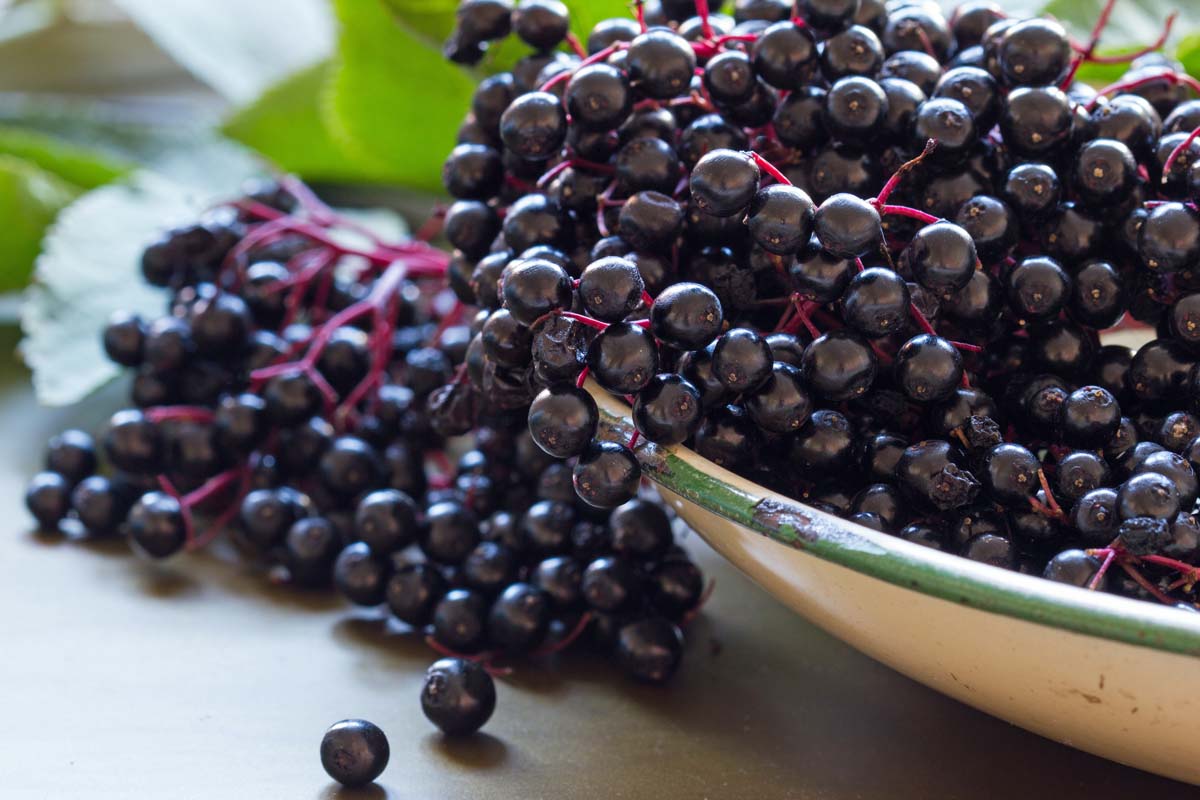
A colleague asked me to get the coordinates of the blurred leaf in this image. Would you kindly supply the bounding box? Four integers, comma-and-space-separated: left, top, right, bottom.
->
0, 95, 263, 197
223, 60, 386, 184
0, 154, 80, 292
566, 0, 639, 42
20, 173, 181, 405
1070, 59, 1143, 87
0, 124, 132, 189
1041, 0, 1194, 50
21, 132, 266, 406
1179, 34, 1200, 77
382, 0, 457, 47
110, 0, 335, 103
328, 0, 476, 192
330, 0, 642, 192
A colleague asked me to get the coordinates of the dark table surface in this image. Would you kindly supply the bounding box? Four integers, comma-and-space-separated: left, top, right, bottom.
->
0, 326, 1193, 799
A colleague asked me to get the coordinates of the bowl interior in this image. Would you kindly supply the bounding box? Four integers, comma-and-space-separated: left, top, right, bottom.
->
585, 382, 1200, 657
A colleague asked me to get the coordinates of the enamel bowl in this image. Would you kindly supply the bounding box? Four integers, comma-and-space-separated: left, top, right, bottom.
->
586, 383, 1200, 785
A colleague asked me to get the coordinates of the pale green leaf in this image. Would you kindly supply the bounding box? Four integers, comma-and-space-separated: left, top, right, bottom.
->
0, 124, 132, 189
0, 95, 263, 196
20, 173, 188, 406
0, 154, 80, 292
21, 134, 266, 406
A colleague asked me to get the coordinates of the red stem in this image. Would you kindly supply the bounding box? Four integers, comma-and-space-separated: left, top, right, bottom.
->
530, 612, 594, 657
560, 311, 611, 331
872, 140, 937, 208
1118, 561, 1176, 605
880, 205, 941, 224
746, 151, 792, 186
564, 31, 587, 59
1162, 125, 1200, 183
144, 406, 215, 424
695, 0, 714, 40
1087, 13, 1175, 63
1086, 69, 1200, 111
1088, 548, 1117, 590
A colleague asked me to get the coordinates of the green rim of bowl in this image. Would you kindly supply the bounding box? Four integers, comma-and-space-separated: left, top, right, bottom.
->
587, 385, 1200, 658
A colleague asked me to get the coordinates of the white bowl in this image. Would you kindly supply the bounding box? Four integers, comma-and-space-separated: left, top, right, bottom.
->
587, 384, 1200, 785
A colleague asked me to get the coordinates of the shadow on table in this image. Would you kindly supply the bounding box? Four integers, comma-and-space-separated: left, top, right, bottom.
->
318, 781, 388, 800
423, 732, 509, 770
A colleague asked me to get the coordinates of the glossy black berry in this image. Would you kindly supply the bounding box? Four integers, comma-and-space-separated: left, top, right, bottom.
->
127, 491, 187, 559
421, 501, 480, 565
579, 256, 644, 323
690, 149, 760, 217
585, 322, 659, 394
896, 439, 979, 511
488, 582, 551, 653
102, 311, 146, 367
528, 384, 599, 458
573, 441, 641, 508
616, 617, 684, 683
1117, 472, 1181, 521
747, 184, 816, 255
998, 18, 1070, 86
633, 373, 702, 444
320, 719, 389, 788
500, 92, 567, 161
582, 555, 642, 612
502, 257, 573, 326
71, 475, 128, 536
712, 328, 773, 394
25, 471, 70, 530
801, 330, 877, 401
752, 21, 819, 89
421, 657, 496, 736
387, 563, 447, 627
650, 282, 724, 351
626, 30, 697, 100
813, 193, 880, 258
894, 334, 963, 403
900, 221, 977, 294
334, 542, 391, 606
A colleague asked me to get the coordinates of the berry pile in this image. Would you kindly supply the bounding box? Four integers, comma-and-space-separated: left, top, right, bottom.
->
23, 176, 707, 742
19, 0, 1200, 755
439, 0, 1200, 607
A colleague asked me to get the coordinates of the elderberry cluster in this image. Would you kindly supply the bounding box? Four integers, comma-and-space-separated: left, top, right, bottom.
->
24, 177, 709, 749
440, 0, 1200, 607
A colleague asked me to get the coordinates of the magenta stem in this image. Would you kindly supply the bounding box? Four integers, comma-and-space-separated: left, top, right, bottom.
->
1162, 125, 1200, 182
746, 151, 792, 186
144, 406, 215, 424
879, 204, 941, 224
560, 311, 610, 331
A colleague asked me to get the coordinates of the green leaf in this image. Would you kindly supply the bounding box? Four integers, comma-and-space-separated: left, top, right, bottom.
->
0, 95, 264, 195
0, 155, 81, 292
109, 0, 335, 103
381, 0, 457, 47
330, 0, 640, 191
1040, 0, 1193, 50
1178, 34, 1200, 77
223, 60, 386, 184
0, 124, 132, 189
328, 0, 476, 192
